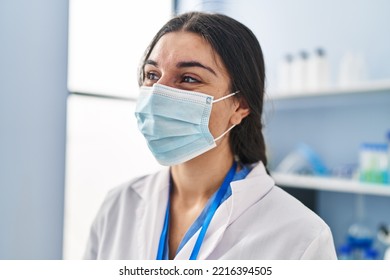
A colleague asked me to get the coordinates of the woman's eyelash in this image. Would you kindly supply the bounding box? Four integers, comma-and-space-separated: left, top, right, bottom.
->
182, 76, 200, 83
145, 72, 159, 80
144, 72, 200, 83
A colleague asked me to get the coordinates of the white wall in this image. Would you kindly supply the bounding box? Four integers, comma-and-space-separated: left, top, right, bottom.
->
0, 0, 68, 259
64, 0, 172, 259
63, 95, 162, 259
223, 0, 390, 92
68, 0, 173, 98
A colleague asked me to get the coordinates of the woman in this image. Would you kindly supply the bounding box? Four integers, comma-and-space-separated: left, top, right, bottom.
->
84, 12, 337, 260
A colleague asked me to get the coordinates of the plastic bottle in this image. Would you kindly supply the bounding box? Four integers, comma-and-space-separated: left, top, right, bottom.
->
387, 131, 390, 184
337, 244, 352, 260
347, 222, 374, 259
346, 194, 375, 259
338, 51, 368, 87
381, 143, 390, 184
359, 143, 371, 182
277, 54, 293, 93
290, 50, 308, 93
376, 144, 388, 184
363, 247, 379, 260
275, 143, 328, 176
359, 143, 389, 184
307, 48, 331, 92
378, 224, 390, 260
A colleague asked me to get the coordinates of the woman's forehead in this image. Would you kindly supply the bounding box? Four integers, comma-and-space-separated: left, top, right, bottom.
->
148, 31, 226, 73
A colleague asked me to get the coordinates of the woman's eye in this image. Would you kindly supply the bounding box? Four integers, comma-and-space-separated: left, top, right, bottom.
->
145, 72, 159, 81
182, 76, 199, 83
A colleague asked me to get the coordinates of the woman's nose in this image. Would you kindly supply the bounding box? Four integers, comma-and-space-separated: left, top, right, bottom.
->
155, 73, 176, 88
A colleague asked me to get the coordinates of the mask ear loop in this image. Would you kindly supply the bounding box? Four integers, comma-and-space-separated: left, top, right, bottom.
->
212, 91, 240, 103
212, 90, 240, 143
214, 124, 236, 142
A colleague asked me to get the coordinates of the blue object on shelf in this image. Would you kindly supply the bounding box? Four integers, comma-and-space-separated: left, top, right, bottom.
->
275, 142, 329, 176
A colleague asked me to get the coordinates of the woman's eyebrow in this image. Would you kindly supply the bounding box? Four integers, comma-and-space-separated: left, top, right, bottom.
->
144, 59, 217, 77
176, 61, 217, 76
144, 59, 158, 67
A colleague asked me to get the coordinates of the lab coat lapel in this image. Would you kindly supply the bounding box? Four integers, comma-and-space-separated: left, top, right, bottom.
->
174, 162, 274, 260
174, 198, 232, 260
133, 168, 170, 259
228, 163, 275, 224
195, 197, 233, 259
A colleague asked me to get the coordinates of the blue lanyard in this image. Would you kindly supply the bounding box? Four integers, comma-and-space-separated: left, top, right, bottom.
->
156, 162, 237, 260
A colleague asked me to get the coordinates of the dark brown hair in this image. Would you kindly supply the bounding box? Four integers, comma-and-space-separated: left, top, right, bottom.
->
138, 12, 267, 166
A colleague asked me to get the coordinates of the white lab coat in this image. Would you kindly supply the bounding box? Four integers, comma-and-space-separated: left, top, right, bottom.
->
84, 162, 337, 259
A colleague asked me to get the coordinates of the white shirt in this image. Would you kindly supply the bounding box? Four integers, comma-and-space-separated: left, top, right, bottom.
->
84, 162, 337, 259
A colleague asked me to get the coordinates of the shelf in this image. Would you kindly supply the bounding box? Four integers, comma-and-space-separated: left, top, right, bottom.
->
272, 172, 390, 197
267, 79, 390, 100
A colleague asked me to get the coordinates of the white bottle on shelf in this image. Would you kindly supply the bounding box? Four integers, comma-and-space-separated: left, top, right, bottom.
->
290, 50, 308, 93
277, 54, 293, 93
387, 130, 390, 184
338, 51, 368, 87
307, 48, 331, 92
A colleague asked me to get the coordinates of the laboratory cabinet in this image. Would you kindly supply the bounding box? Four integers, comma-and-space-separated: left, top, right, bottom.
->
263, 80, 390, 258
273, 173, 390, 197
265, 79, 390, 196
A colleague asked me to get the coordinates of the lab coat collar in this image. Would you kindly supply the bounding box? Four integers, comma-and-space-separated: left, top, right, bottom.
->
132, 167, 170, 259
176, 161, 275, 259
131, 162, 275, 259
132, 166, 170, 200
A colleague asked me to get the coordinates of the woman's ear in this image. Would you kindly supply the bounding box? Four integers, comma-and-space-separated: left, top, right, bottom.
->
231, 96, 250, 125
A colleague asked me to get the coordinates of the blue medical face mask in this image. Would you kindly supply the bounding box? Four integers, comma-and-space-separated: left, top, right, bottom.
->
135, 84, 237, 166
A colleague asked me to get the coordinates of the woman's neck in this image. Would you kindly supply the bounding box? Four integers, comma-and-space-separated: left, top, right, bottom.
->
170, 140, 234, 206
168, 139, 235, 259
